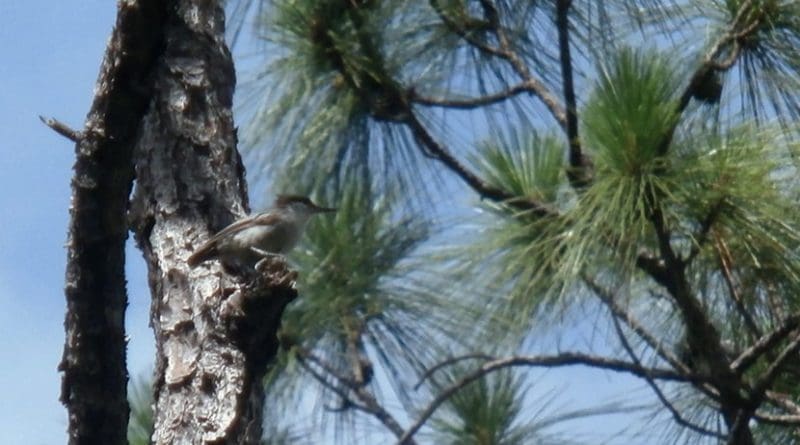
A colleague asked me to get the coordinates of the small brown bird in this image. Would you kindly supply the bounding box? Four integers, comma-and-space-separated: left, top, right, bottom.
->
187, 195, 336, 270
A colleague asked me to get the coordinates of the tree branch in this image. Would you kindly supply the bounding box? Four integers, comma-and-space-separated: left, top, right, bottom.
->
60, 2, 167, 443
299, 347, 414, 443
410, 82, 535, 109
764, 390, 800, 416
297, 356, 369, 412
428, 0, 506, 58
555, 0, 590, 188
40, 115, 81, 142
731, 313, 800, 374
657, 0, 759, 156
752, 412, 800, 426
748, 330, 800, 406
414, 353, 493, 389
647, 204, 754, 443
427, 0, 567, 128
584, 277, 689, 373
685, 198, 725, 264
585, 276, 723, 404
713, 234, 762, 338
405, 112, 554, 216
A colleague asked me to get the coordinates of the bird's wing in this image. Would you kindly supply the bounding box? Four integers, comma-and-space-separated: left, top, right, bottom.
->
205, 211, 280, 243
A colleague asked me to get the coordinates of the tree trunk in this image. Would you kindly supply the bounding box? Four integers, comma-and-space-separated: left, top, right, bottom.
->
128, 1, 297, 443
60, 1, 167, 444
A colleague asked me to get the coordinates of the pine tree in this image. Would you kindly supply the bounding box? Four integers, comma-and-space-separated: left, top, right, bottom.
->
230, 0, 800, 443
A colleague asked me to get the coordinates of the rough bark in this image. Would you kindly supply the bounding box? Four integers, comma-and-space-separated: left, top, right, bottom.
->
60, 1, 167, 444
127, 1, 297, 443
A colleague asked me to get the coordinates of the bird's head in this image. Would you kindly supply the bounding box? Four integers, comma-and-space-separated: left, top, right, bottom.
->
275, 195, 337, 216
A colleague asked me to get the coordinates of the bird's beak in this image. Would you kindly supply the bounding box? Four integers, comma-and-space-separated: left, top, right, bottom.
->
314, 205, 337, 213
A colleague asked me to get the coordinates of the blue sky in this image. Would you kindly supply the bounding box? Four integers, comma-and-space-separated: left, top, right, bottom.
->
0, 2, 660, 444
0, 2, 153, 443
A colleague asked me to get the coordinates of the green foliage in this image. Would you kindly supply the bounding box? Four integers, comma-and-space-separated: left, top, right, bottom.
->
284, 178, 429, 346
243, 0, 436, 198
752, 420, 800, 444
466, 48, 686, 319
263, 171, 458, 429
675, 127, 800, 290
467, 130, 574, 321
583, 47, 680, 174
430, 370, 537, 445
230, 0, 800, 442
478, 130, 564, 204
714, 0, 800, 120
127, 376, 153, 445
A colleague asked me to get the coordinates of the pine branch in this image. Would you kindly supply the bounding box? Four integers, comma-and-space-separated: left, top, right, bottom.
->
753, 412, 800, 426
713, 234, 762, 338
647, 204, 755, 443
731, 313, 800, 374
405, 112, 554, 216
764, 390, 800, 417
612, 314, 725, 439
657, 0, 760, 156
555, 0, 590, 188
584, 277, 690, 374
414, 353, 493, 389
427, 0, 567, 127
410, 82, 537, 109
748, 331, 800, 405
428, 0, 506, 58
298, 347, 414, 443
397, 352, 693, 445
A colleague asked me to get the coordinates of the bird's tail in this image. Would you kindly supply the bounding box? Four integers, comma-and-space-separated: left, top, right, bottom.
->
187, 243, 217, 268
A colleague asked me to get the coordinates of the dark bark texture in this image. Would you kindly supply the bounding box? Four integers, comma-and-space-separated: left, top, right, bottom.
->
127, 1, 297, 443
61, 1, 167, 444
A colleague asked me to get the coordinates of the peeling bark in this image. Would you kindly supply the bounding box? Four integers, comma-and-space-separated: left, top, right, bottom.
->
60, 1, 167, 444
127, 1, 296, 443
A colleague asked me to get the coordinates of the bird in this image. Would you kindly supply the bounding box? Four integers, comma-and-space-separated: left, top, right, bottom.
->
187, 195, 336, 270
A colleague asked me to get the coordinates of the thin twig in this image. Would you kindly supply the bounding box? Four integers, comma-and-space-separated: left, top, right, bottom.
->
39, 115, 81, 142
685, 199, 725, 264
753, 412, 800, 426
748, 330, 800, 403
585, 276, 722, 403
728, 330, 800, 442
765, 390, 800, 416
731, 313, 800, 373
714, 234, 762, 338
298, 347, 360, 390
297, 356, 366, 411
427, 0, 566, 127
410, 82, 534, 109
405, 112, 554, 217
298, 347, 413, 442
657, 0, 760, 157
414, 353, 493, 389
584, 277, 689, 373
485, 0, 566, 127
428, 0, 505, 57
711, 42, 741, 70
